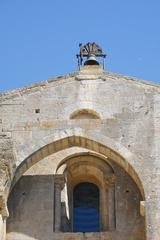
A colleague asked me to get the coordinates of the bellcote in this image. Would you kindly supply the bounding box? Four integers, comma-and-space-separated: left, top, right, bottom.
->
76, 42, 106, 70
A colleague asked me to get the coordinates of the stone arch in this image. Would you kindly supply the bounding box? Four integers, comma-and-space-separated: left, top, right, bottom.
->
56, 154, 116, 232
70, 109, 101, 119
9, 128, 145, 200
55, 151, 114, 175
59, 156, 114, 189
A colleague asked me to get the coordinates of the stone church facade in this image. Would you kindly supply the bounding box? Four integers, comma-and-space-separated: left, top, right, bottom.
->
0, 43, 160, 240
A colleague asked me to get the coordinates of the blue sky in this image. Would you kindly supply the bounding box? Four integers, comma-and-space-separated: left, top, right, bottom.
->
0, 0, 160, 92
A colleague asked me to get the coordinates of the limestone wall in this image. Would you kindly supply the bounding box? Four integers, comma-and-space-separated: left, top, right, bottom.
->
0, 66, 160, 239
7, 176, 54, 240
7, 157, 145, 240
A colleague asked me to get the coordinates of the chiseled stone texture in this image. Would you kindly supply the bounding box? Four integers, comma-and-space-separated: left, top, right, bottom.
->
7, 157, 145, 240
7, 176, 54, 240
0, 65, 160, 239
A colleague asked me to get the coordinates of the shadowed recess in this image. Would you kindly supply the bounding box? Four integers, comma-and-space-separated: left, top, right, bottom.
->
73, 182, 100, 232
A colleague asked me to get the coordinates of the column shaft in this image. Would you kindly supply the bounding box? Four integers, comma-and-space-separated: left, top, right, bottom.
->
54, 175, 65, 232
100, 185, 109, 231
108, 185, 116, 230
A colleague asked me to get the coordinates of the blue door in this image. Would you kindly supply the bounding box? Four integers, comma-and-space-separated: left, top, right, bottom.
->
73, 182, 100, 232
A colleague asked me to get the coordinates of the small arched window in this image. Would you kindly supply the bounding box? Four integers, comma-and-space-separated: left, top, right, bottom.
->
73, 182, 100, 232
70, 109, 100, 119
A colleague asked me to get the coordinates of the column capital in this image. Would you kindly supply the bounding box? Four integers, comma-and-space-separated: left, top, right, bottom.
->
140, 201, 145, 217
105, 174, 116, 188
0, 194, 9, 218
54, 174, 65, 189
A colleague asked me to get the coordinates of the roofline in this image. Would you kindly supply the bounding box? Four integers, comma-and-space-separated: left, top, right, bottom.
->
104, 71, 160, 88
0, 71, 159, 102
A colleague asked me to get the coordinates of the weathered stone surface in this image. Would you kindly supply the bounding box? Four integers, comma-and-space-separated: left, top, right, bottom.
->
0, 65, 160, 239
7, 158, 145, 240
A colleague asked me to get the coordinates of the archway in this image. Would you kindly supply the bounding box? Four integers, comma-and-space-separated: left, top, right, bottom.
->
9, 130, 145, 200
7, 150, 146, 240
6, 130, 146, 239
56, 154, 115, 232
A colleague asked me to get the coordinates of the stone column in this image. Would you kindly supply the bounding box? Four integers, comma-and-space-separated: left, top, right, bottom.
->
0, 195, 9, 240
100, 182, 109, 231
0, 214, 4, 240
54, 175, 65, 232
105, 175, 116, 231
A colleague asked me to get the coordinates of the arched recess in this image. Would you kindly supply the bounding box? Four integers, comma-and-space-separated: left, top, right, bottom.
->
70, 109, 101, 119
73, 182, 100, 232
55, 151, 114, 175
9, 128, 145, 200
55, 153, 116, 232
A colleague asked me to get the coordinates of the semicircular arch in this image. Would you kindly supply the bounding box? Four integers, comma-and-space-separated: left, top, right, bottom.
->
55, 151, 114, 174
70, 108, 101, 119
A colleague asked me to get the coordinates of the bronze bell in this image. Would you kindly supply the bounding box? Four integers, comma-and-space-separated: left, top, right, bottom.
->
84, 54, 100, 66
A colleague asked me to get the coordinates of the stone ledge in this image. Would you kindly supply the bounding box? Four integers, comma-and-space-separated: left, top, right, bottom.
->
7, 231, 113, 240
